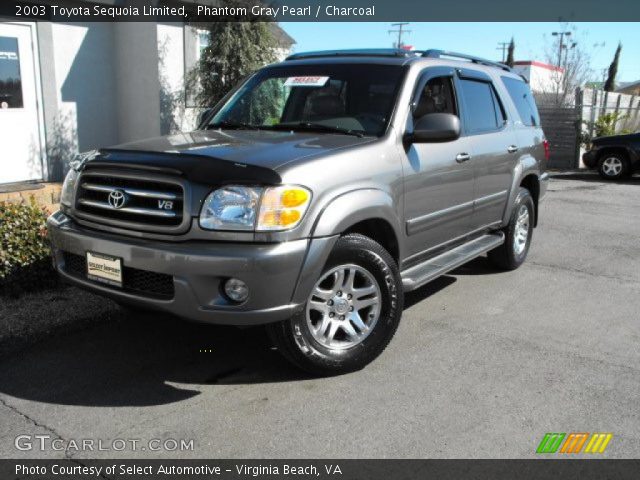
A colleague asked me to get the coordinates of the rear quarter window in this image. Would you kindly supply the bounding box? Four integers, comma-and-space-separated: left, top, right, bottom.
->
501, 76, 540, 127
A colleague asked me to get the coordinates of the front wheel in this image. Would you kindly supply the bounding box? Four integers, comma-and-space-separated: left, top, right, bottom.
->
488, 187, 534, 270
267, 234, 403, 376
598, 153, 629, 180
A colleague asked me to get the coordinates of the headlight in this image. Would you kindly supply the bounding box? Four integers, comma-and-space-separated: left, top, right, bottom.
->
60, 168, 80, 207
200, 186, 262, 231
60, 150, 98, 207
257, 185, 311, 231
199, 185, 311, 232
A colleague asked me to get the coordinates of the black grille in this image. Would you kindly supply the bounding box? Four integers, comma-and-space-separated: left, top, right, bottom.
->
75, 173, 184, 229
62, 252, 174, 299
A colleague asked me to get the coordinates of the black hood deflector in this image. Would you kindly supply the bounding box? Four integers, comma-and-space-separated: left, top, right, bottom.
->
85, 149, 282, 185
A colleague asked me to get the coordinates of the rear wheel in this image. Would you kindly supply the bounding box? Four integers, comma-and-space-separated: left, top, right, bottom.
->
488, 187, 534, 270
598, 153, 629, 180
267, 234, 403, 376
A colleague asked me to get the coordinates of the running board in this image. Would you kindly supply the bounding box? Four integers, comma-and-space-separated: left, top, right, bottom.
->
401, 232, 505, 291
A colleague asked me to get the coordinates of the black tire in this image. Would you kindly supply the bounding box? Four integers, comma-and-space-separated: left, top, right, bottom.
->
597, 152, 630, 180
488, 187, 534, 271
267, 234, 403, 376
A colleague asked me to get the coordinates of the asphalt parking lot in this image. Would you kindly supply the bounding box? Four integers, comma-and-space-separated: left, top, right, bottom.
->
0, 172, 639, 459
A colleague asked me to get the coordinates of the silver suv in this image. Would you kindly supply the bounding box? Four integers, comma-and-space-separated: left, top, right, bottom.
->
48, 49, 549, 375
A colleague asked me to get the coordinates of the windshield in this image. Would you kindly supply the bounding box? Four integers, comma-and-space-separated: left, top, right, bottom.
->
206, 63, 406, 137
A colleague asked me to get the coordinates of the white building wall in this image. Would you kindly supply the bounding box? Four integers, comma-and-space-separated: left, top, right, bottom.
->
113, 22, 161, 143
513, 62, 564, 93
50, 22, 118, 155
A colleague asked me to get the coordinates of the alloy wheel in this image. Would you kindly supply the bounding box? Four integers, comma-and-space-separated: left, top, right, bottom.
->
306, 264, 382, 350
513, 204, 530, 256
602, 157, 623, 177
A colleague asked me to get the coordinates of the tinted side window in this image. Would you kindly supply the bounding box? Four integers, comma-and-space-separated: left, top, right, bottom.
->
502, 76, 540, 127
414, 76, 457, 118
459, 79, 504, 133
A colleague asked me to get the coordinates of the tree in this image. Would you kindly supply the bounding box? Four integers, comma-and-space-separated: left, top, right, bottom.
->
540, 23, 594, 106
188, 19, 279, 108
505, 37, 515, 67
603, 43, 622, 92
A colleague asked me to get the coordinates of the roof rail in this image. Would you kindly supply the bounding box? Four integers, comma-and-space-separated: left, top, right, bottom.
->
421, 49, 512, 72
286, 49, 413, 61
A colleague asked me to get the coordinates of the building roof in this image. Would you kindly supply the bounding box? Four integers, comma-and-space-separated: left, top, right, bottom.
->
513, 60, 564, 73
270, 24, 296, 47
616, 80, 640, 93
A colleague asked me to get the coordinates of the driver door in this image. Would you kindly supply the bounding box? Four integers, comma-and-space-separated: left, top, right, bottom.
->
402, 68, 475, 260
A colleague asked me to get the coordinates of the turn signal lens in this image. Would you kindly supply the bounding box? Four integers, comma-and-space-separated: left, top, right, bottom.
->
279, 209, 301, 225
281, 188, 309, 208
257, 186, 311, 231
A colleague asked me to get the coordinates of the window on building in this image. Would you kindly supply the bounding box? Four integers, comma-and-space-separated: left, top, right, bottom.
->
197, 29, 210, 59
0, 36, 23, 109
459, 79, 505, 133
501, 76, 540, 127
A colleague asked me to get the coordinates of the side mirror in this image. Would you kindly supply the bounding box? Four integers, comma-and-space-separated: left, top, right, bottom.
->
197, 108, 214, 129
407, 113, 461, 143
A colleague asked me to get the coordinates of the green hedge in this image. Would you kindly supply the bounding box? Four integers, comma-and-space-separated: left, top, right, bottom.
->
0, 198, 58, 296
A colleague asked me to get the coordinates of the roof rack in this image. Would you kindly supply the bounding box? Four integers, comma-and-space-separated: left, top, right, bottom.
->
286, 49, 413, 61
284, 49, 514, 74
421, 49, 512, 72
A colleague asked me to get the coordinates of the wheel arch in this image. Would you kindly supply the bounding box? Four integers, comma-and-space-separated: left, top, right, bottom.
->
519, 174, 540, 227
596, 146, 632, 163
596, 146, 639, 171
502, 162, 541, 228
311, 189, 403, 263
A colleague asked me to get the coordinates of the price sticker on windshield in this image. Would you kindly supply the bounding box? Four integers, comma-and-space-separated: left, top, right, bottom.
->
284, 76, 329, 87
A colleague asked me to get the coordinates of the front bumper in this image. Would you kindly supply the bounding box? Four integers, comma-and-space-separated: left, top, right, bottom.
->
582, 150, 598, 168
47, 212, 336, 325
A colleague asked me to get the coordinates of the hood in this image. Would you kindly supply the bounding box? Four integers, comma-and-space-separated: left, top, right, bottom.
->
87, 129, 376, 184
593, 132, 640, 144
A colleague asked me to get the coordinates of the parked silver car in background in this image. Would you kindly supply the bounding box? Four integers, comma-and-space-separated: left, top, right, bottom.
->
48, 49, 549, 375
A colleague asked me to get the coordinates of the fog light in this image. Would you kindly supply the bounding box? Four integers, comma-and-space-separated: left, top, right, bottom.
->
224, 278, 249, 302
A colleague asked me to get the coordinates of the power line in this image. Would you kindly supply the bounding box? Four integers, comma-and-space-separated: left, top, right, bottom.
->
389, 23, 411, 49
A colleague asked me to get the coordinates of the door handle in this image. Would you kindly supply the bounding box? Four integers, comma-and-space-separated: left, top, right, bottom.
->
455, 153, 471, 163
507, 145, 519, 153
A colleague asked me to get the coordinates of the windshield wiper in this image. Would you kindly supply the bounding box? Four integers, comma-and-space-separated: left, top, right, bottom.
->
206, 121, 260, 130
272, 122, 366, 138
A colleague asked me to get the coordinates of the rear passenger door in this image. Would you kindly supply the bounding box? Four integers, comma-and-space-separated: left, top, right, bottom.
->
456, 70, 518, 230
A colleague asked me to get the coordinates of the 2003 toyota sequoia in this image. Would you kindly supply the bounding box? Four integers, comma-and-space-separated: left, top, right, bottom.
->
49, 49, 549, 375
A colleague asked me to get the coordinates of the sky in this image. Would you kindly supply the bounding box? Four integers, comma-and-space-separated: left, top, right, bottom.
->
281, 22, 640, 83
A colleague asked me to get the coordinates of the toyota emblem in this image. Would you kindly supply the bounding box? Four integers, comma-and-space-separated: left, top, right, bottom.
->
108, 189, 126, 209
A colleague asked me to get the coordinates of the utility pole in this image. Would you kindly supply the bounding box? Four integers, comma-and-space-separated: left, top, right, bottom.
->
552, 31, 572, 67
389, 23, 411, 49
563, 41, 577, 67
497, 42, 510, 62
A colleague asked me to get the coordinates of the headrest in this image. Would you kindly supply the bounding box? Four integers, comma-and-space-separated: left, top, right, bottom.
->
310, 95, 344, 117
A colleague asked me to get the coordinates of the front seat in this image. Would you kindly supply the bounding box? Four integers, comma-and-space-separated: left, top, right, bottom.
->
309, 94, 344, 120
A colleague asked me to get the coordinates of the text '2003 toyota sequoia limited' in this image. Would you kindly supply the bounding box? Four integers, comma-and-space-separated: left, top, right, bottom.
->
49, 49, 549, 375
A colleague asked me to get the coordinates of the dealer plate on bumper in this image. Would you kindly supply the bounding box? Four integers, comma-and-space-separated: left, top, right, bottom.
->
86, 252, 122, 287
